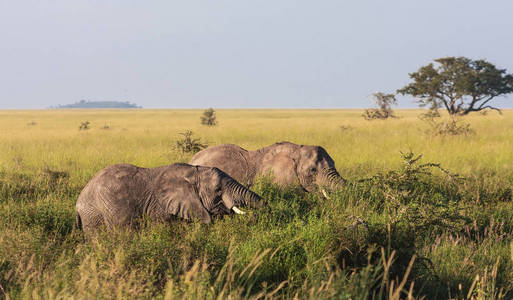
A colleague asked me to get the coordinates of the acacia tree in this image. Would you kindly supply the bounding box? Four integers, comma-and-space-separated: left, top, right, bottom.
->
397, 57, 513, 115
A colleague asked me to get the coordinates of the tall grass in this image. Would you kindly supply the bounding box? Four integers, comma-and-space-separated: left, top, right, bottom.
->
1, 109, 513, 298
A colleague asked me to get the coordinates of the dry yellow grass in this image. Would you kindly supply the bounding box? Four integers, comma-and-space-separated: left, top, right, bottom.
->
1, 109, 512, 181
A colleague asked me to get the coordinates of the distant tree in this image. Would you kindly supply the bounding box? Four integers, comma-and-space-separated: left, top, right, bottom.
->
201, 108, 218, 126
397, 57, 513, 115
362, 92, 397, 120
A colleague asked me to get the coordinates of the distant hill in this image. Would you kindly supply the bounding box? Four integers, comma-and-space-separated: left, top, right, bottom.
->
51, 100, 142, 109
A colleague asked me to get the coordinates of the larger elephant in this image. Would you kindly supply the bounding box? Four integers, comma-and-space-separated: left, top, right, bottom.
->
75, 163, 262, 232
189, 141, 345, 195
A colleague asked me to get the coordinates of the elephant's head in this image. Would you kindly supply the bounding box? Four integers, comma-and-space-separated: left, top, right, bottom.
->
293, 145, 345, 194
197, 166, 263, 216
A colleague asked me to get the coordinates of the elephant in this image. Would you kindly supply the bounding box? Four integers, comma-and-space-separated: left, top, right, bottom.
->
75, 163, 263, 232
189, 141, 345, 196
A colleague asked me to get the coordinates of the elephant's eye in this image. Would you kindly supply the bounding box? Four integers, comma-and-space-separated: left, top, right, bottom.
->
310, 167, 317, 173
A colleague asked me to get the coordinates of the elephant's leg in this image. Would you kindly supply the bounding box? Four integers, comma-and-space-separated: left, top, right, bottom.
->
102, 202, 140, 228
78, 205, 105, 232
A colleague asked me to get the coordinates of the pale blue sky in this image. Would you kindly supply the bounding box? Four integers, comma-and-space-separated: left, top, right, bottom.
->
1, 1, 512, 109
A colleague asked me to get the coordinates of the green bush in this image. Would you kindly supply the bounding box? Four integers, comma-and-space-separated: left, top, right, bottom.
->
175, 130, 208, 154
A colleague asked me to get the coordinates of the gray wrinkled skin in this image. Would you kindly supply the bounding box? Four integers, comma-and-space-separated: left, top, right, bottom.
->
75, 163, 262, 232
190, 141, 345, 193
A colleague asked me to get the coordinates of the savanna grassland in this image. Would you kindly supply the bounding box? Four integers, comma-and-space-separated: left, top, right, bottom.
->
1, 109, 513, 299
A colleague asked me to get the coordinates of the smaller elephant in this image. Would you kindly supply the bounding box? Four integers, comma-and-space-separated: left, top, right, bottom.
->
75, 163, 263, 232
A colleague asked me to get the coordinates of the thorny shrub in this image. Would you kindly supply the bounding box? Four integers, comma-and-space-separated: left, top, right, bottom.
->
79, 121, 90, 131
361, 151, 470, 234
424, 117, 474, 136
175, 130, 208, 154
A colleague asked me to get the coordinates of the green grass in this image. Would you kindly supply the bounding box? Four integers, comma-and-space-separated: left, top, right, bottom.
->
1, 109, 513, 299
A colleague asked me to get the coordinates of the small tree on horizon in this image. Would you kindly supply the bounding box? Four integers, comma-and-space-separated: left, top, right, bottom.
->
397, 56, 513, 115
201, 108, 218, 126
362, 92, 397, 120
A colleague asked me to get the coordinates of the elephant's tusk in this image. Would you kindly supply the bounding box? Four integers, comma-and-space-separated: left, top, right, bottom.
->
321, 188, 331, 200
232, 206, 246, 215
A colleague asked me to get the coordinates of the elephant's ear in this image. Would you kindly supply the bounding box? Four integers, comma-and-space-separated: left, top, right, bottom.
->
165, 183, 212, 224
285, 145, 301, 163
261, 153, 298, 186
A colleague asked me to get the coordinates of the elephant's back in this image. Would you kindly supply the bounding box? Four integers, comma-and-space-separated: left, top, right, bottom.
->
189, 144, 253, 185
79, 164, 145, 195
76, 164, 149, 226
190, 144, 247, 166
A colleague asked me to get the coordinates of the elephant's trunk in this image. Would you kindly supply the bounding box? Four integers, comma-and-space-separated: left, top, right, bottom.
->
224, 178, 263, 209
321, 167, 346, 188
